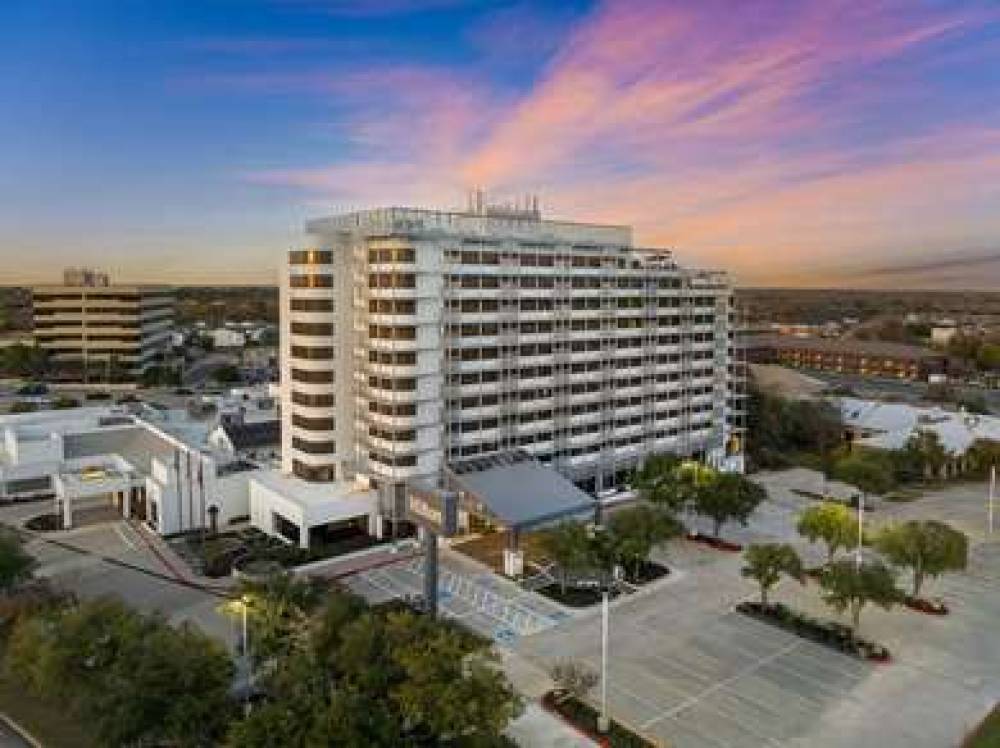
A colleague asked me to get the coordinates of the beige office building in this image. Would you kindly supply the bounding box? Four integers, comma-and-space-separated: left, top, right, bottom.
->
32, 271, 174, 382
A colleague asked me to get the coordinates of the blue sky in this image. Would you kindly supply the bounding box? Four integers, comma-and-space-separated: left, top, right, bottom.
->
2, 0, 999, 287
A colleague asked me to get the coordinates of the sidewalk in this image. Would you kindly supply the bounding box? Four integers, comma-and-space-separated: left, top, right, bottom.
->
506, 703, 598, 748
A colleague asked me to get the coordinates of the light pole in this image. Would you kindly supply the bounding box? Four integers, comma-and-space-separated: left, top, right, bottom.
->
598, 588, 610, 734
856, 493, 864, 570
587, 524, 612, 734
240, 595, 253, 714
989, 465, 995, 535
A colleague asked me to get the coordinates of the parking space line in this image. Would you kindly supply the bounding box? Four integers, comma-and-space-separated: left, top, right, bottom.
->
641, 640, 803, 730
113, 523, 138, 550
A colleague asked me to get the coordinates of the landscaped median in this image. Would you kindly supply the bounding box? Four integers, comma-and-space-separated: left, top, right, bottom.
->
541, 691, 661, 748
736, 601, 891, 662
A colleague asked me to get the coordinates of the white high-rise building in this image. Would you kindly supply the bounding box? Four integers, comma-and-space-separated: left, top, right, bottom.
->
280, 201, 745, 514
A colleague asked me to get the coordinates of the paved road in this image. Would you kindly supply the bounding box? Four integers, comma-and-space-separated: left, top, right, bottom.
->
182, 352, 238, 387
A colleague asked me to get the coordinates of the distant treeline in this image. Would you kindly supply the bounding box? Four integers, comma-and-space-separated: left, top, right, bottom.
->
737, 288, 1000, 325
175, 285, 278, 325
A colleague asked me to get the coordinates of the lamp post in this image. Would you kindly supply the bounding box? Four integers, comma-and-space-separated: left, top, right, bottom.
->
240, 595, 253, 714
598, 588, 610, 734
587, 524, 612, 734
989, 465, 995, 535
856, 493, 864, 570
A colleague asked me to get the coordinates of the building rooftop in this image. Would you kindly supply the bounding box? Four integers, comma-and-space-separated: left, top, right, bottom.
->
753, 335, 944, 360
839, 397, 1000, 455
220, 420, 280, 451
449, 451, 595, 529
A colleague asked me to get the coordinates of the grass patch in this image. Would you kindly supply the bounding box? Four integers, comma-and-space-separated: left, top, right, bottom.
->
963, 704, 1000, 748
542, 691, 656, 747
0, 666, 94, 747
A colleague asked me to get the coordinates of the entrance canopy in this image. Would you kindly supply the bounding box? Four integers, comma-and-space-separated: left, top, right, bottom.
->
54, 454, 140, 501
448, 451, 595, 531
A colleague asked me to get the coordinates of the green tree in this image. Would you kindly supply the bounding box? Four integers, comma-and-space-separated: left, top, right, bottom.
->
1, 344, 49, 378
832, 451, 895, 496
231, 602, 522, 747
977, 343, 1000, 372
741, 543, 803, 606
905, 431, 950, 480
538, 521, 592, 593
690, 472, 767, 539
875, 520, 968, 598
747, 385, 843, 468
606, 505, 682, 579
212, 364, 241, 385
819, 558, 902, 631
0, 529, 35, 593
235, 572, 325, 663
5, 598, 234, 747
86, 620, 235, 747
797, 502, 856, 565
633, 454, 687, 511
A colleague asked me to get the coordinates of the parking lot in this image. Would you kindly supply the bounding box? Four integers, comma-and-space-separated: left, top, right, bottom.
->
511, 471, 1000, 747
0, 503, 235, 647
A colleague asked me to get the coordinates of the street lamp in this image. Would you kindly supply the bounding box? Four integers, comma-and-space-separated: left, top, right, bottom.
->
239, 595, 253, 714
856, 493, 864, 570
989, 465, 996, 535
587, 524, 612, 734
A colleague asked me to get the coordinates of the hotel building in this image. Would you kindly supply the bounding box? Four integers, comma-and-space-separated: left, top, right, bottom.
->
280, 201, 745, 514
32, 270, 174, 382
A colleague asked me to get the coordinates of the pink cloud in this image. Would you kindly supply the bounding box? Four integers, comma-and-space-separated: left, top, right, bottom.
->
244, 0, 1000, 286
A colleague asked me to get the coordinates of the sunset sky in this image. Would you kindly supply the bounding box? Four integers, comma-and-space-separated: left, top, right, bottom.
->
2, 0, 999, 287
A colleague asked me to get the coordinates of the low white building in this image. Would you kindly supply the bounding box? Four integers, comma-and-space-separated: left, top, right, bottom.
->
210, 328, 246, 349
0, 406, 258, 535
248, 470, 377, 550
838, 396, 1000, 469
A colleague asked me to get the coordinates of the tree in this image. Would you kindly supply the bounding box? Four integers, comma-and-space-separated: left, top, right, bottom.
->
833, 452, 896, 496
690, 473, 766, 539
538, 521, 593, 593
0, 344, 49, 378
797, 502, 856, 565
633, 454, 687, 511
905, 431, 950, 480
86, 620, 235, 747
5, 598, 234, 747
212, 364, 241, 385
606, 505, 682, 579
0, 529, 35, 593
875, 520, 968, 598
234, 572, 325, 662
819, 558, 902, 631
549, 660, 599, 702
230, 602, 522, 747
747, 384, 843, 469
741, 543, 803, 607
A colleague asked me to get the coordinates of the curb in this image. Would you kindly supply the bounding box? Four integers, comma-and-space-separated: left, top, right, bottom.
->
0, 713, 42, 748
